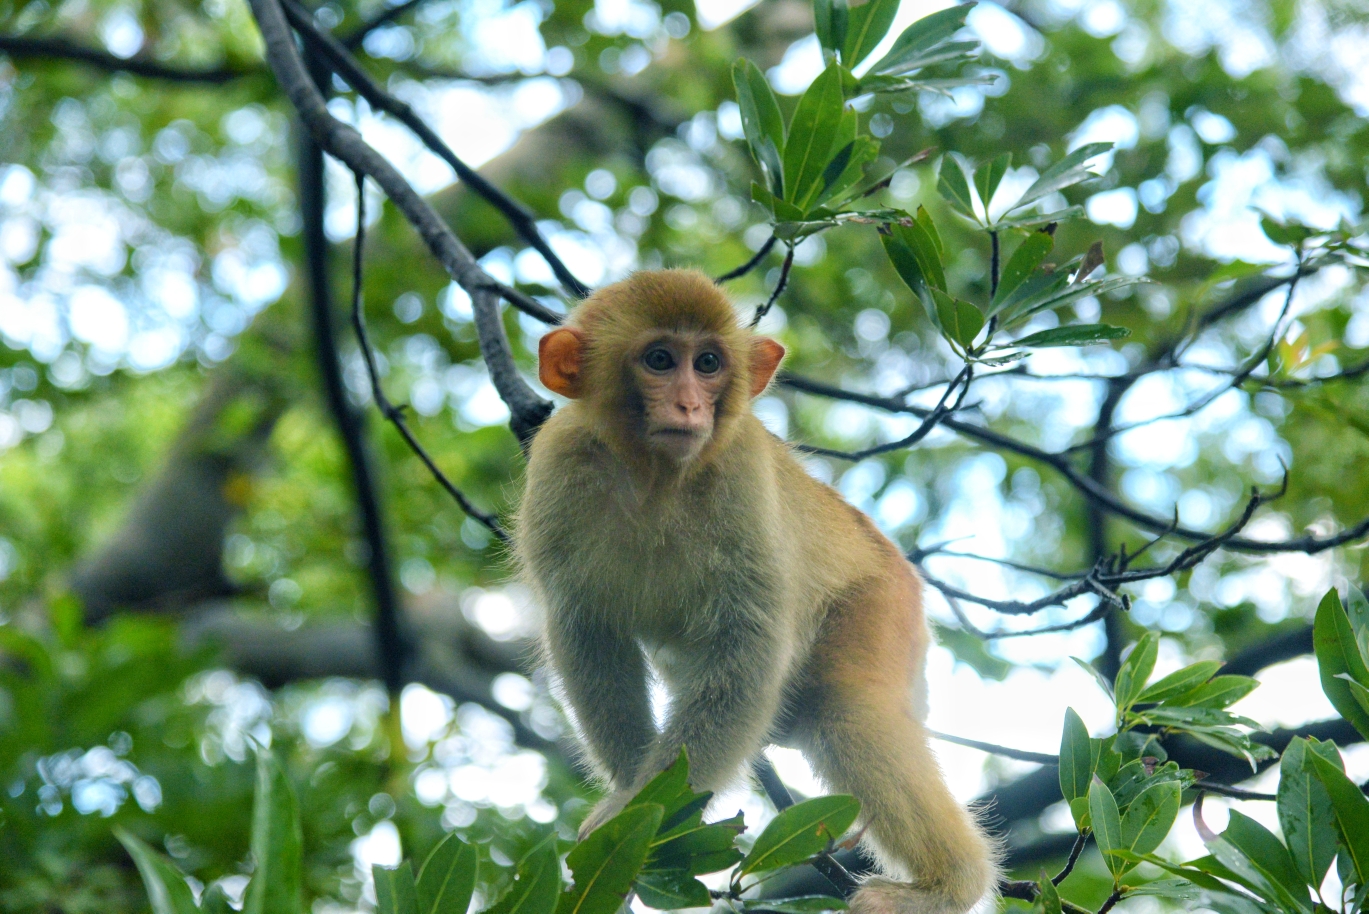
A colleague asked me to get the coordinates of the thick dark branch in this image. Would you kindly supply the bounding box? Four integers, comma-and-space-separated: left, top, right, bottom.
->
349, 174, 508, 541
782, 373, 1369, 555
0, 33, 255, 82
248, 0, 552, 441
299, 113, 410, 695
280, 0, 586, 304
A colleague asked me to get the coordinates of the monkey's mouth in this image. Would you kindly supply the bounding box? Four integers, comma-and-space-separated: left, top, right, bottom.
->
649, 426, 708, 456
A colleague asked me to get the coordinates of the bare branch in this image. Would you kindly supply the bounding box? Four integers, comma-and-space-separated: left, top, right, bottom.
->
247, 0, 553, 441
797, 366, 973, 460
750, 244, 794, 328
349, 173, 509, 541
280, 0, 587, 303
343, 0, 427, 48
0, 33, 255, 82
716, 234, 778, 283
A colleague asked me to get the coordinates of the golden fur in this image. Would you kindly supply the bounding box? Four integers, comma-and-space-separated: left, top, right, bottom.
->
515, 269, 999, 914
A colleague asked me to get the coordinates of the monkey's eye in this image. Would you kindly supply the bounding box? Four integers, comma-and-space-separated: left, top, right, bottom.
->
694, 352, 721, 374
643, 348, 675, 372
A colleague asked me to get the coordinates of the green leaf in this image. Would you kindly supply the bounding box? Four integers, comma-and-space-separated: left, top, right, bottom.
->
1167, 676, 1260, 710
741, 896, 848, 913
559, 805, 663, 914
486, 836, 562, 914
114, 828, 201, 914
992, 205, 1086, 230
840, 0, 899, 68
1260, 216, 1314, 247
648, 813, 745, 875
1073, 657, 1116, 702
1119, 781, 1180, 860
812, 0, 846, 58
740, 795, 861, 875
733, 60, 786, 197
1059, 708, 1093, 807
1118, 878, 1198, 902
975, 153, 1010, 215
633, 869, 711, 909
1089, 776, 1125, 880
417, 832, 479, 914
999, 275, 1145, 328
1308, 749, 1369, 887
932, 289, 983, 350
937, 152, 978, 220
889, 209, 945, 291
1037, 872, 1062, 914
784, 63, 846, 209
990, 231, 1053, 311
1315, 588, 1369, 740
1135, 662, 1223, 704
1010, 143, 1113, 213
243, 745, 303, 914
375, 863, 422, 914
1010, 324, 1131, 350
1221, 813, 1314, 913
1114, 632, 1160, 714
1277, 738, 1339, 890
867, 5, 972, 76
813, 136, 880, 209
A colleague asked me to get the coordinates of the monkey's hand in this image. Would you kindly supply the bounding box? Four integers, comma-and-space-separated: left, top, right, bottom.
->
577, 790, 634, 840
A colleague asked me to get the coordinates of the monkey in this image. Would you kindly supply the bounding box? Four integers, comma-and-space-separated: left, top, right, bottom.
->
514, 269, 999, 914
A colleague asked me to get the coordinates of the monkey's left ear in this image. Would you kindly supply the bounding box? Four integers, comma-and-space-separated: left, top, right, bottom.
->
749, 337, 786, 398
540, 328, 586, 398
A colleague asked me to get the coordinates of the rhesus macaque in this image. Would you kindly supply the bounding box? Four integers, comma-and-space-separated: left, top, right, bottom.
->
515, 270, 998, 914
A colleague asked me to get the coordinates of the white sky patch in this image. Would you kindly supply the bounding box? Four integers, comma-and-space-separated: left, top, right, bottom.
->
967, 2, 1043, 65
68, 286, 130, 354
694, 0, 762, 30
768, 35, 824, 96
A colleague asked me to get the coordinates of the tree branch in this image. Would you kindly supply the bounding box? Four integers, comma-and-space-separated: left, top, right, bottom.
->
0, 33, 255, 82
247, 0, 553, 442
280, 0, 588, 302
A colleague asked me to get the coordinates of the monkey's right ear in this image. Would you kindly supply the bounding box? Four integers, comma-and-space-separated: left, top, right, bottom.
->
539, 328, 586, 398
749, 337, 786, 398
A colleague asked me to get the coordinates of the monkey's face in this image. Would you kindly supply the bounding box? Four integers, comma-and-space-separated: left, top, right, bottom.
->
631, 331, 729, 461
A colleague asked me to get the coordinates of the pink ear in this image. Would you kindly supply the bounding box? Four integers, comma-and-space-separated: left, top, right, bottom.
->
539, 328, 586, 398
749, 337, 785, 398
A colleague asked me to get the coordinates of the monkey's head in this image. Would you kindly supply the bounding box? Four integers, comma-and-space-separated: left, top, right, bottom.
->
538, 269, 785, 463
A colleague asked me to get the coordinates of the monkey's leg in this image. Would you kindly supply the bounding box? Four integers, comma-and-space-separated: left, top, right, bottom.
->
802, 581, 998, 914
545, 617, 656, 832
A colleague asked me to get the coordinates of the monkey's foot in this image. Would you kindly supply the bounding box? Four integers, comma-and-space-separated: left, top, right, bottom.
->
577, 791, 632, 840
848, 877, 991, 914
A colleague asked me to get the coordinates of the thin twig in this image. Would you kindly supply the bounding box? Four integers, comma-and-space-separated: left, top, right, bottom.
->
926, 729, 1057, 764
716, 234, 778, 283
750, 244, 794, 328
797, 366, 973, 461
343, 0, 427, 48
1052, 834, 1088, 885
349, 173, 508, 542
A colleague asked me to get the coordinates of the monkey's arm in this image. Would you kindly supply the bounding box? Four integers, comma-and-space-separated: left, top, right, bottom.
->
645, 614, 793, 792
545, 615, 656, 789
